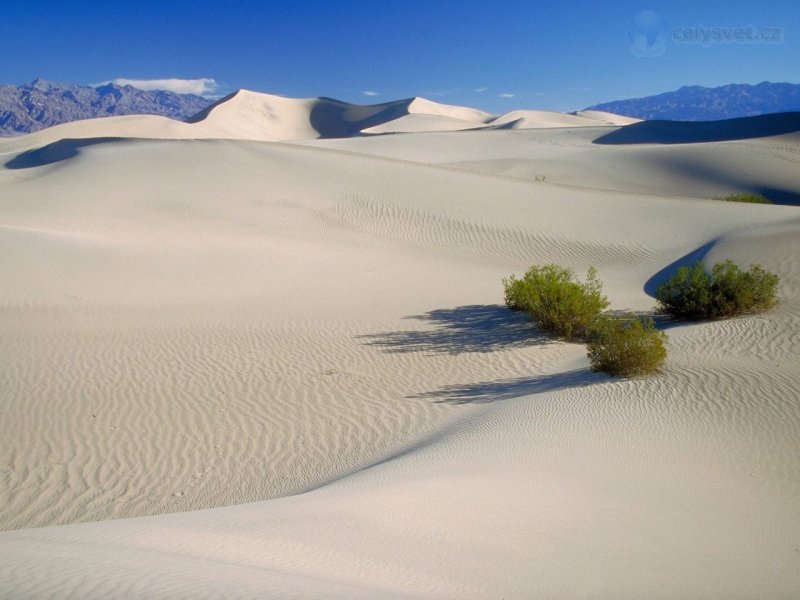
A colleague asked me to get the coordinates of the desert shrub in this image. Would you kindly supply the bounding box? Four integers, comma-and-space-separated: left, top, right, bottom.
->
502, 264, 609, 340
706, 261, 779, 316
503, 275, 531, 312
714, 193, 773, 204
656, 260, 778, 320
587, 315, 667, 377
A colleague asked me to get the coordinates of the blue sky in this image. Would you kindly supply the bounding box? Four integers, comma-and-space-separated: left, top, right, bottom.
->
2, 0, 798, 112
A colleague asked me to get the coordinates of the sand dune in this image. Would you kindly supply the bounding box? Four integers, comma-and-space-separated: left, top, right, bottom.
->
0, 109, 799, 598
0, 90, 497, 149
305, 124, 800, 205
361, 113, 486, 134
572, 109, 642, 125
186, 90, 434, 140
487, 109, 615, 129
0, 90, 644, 154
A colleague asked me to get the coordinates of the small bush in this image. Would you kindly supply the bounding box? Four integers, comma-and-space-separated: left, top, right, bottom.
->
502, 264, 609, 340
714, 193, 773, 204
587, 315, 667, 377
656, 260, 779, 320
503, 275, 532, 312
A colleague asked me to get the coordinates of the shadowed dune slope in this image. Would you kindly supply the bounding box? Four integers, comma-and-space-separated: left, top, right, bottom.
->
594, 111, 800, 144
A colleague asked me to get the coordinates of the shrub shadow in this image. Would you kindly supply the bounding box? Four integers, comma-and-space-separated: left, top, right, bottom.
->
747, 187, 800, 206
413, 369, 607, 404
357, 304, 549, 355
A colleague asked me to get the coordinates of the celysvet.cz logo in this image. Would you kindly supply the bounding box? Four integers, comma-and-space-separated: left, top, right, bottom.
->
630, 10, 785, 57
629, 10, 668, 57
673, 25, 784, 45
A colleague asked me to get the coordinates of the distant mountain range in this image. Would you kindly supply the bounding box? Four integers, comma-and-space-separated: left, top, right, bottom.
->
0, 79, 213, 136
587, 82, 800, 121
3, 80, 800, 136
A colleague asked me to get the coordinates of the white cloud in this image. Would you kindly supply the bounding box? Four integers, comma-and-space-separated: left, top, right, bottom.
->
475, 87, 489, 93
102, 78, 219, 96
499, 93, 515, 98
362, 90, 379, 96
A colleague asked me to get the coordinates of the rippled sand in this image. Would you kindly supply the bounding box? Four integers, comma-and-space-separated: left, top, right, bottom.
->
1, 120, 799, 598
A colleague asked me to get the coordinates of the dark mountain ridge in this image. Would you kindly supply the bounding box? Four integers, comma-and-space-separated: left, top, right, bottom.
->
0, 79, 213, 136
587, 82, 800, 121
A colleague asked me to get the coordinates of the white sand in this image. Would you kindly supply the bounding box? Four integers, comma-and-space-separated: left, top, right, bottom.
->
486, 109, 622, 129
1, 99, 799, 598
573, 109, 642, 125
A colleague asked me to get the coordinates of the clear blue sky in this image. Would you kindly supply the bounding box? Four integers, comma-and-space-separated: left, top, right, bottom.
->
2, 0, 798, 112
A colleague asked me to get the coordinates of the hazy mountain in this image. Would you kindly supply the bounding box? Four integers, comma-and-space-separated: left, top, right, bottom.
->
586, 82, 800, 121
0, 79, 214, 136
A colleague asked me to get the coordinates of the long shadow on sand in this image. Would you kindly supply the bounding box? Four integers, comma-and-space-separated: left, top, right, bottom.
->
636, 151, 800, 206
5, 137, 123, 169
414, 369, 608, 404
593, 112, 800, 145
357, 304, 549, 355
644, 240, 718, 298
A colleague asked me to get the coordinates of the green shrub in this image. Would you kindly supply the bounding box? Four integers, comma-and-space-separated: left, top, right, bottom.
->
714, 193, 773, 204
656, 260, 779, 320
502, 264, 609, 340
503, 275, 532, 312
587, 315, 667, 377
